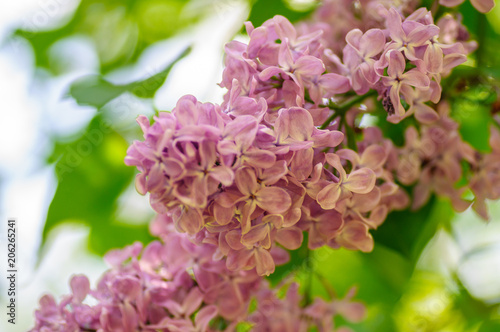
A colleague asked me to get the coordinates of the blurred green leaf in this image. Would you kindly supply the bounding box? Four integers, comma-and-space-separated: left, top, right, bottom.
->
452, 277, 498, 327
44, 115, 153, 256
450, 84, 496, 153
246, 0, 316, 28
15, 0, 195, 73
372, 196, 444, 262
312, 245, 412, 332
479, 320, 500, 332
69, 46, 190, 108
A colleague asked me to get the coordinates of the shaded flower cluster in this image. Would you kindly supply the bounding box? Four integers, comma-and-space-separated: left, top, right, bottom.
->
395, 103, 500, 220
31, 224, 364, 332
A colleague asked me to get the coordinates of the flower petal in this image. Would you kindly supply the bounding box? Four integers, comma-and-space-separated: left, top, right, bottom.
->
344, 168, 376, 194
275, 227, 303, 250
255, 187, 292, 213
317, 183, 341, 210
254, 247, 275, 276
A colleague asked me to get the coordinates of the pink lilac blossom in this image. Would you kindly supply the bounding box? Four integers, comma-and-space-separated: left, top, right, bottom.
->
124, 5, 490, 275
31, 225, 364, 332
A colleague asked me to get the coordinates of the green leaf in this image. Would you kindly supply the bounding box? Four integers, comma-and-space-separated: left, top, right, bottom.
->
479, 320, 500, 332
372, 196, 440, 262
451, 85, 495, 153
246, 0, 316, 28
43, 115, 152, 256
453, 278, 498, 330
14, 0, 196, 73
312, 245, 413, 332
68, 47, 190, 108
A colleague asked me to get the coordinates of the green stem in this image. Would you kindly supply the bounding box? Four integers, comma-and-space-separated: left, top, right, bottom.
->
304, 250, 313, 306
431, 0, 441, 20
319, 90, 377, 129
315, 271, 336, 300
476, 10, 486, 69
345, 121, 358, 151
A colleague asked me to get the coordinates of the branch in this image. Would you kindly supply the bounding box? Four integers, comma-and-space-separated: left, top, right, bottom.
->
319, 90, 377, 130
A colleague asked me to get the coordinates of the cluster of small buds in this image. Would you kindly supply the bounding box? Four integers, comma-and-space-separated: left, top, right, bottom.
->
31, 223, 364, 332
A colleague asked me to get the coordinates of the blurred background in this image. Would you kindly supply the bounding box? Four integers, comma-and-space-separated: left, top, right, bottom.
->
0, 0, 500, 331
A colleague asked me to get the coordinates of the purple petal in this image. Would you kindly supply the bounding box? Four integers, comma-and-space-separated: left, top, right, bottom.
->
387, 50, 406, 78
311, 128, 344, 148
173, 206, 204, 234
241, 224, 269, 247
214, 203, 234, 225
360, 29, 386, 57
424, 43, 443, 74
414, 103, 439, 124
244, 148, 276, 169
360, 145, 387, 170
471, 0, 495, 12
344, 168, 376, 194
276, 107, 314, 141
195, 305, 218, 330
389, 84, 405, 117
199, 140, 217, 169
275, 227, 303, 249
407, 24, 440, 46
259, 66, 288, 82
319, 73, 351, 95
387, 8, 405, 43
226, 248, 254, 271
345, 29, 363, 50
70, 275, 90, 303
316, 183, 341, 210
439, 0, 465, 6
295, 56, 325, 76
402, 69, 430, 88
210, 166, 234, 186
183, 287, 203, 316
260, 160, 288, 185
255, 187, 292, 213
224, 115, 258, 151
339, 221, 374, 252
290, 148, 314, 181
235, 167, 259, 196
274, 15, 297, 41
254, 247, 275, 276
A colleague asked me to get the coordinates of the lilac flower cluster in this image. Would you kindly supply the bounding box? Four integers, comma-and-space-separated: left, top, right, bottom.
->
31, 223, 364, 332
343, 7, 468, 124
123, 4, 487, 276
